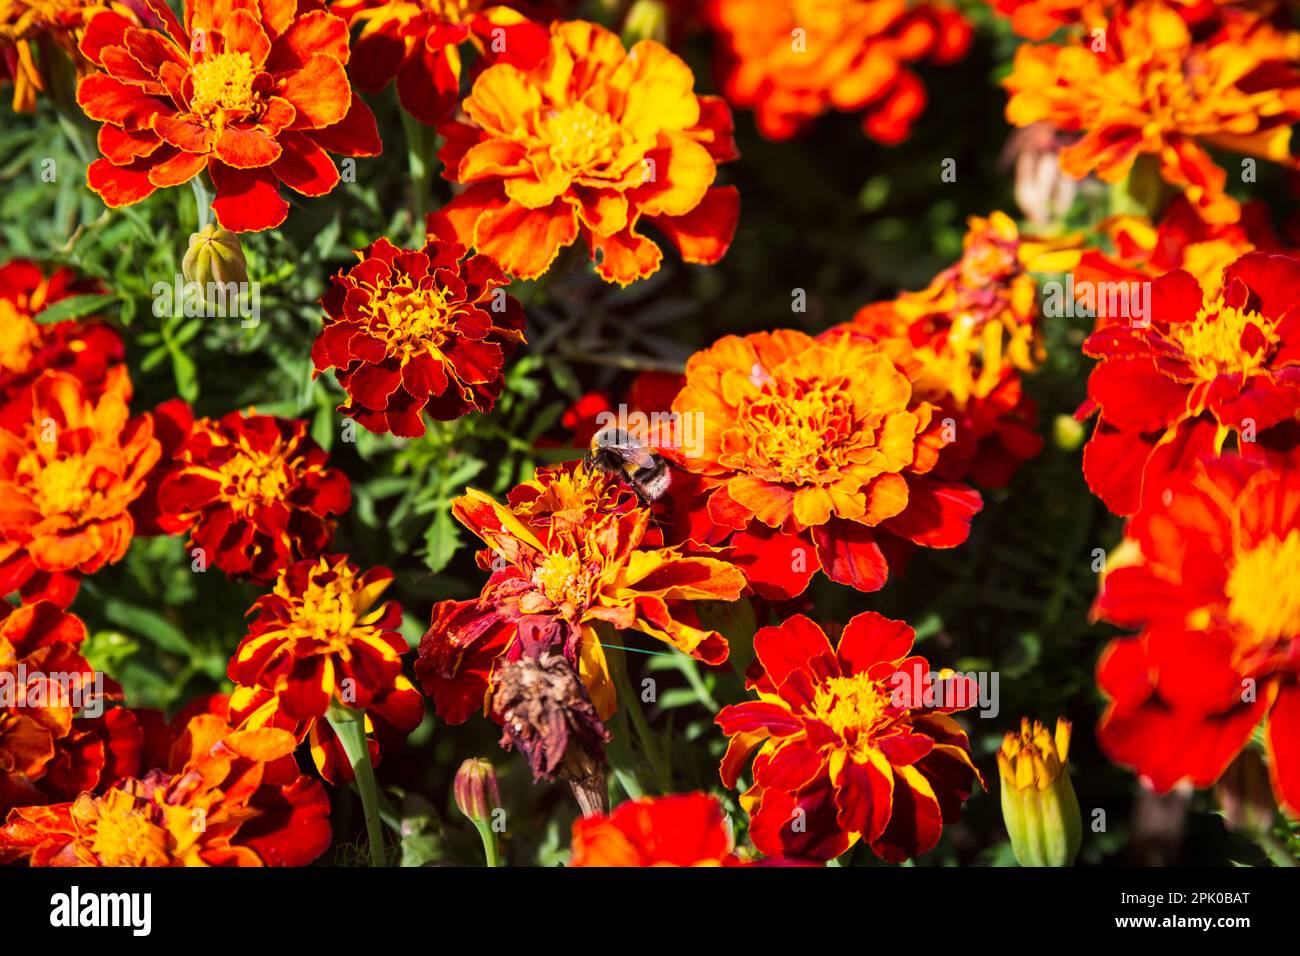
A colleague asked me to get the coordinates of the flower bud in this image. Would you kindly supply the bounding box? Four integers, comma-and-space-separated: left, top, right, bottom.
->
998, 718, 1082, 866
622, 1, 669, 46
1052, 413, 1084, 451
453, 758, 502, 825
182, 224, 248, 287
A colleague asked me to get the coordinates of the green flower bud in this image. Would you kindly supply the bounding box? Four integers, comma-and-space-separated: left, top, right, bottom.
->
998, 718, 1082, 867
182, 224, 248, 287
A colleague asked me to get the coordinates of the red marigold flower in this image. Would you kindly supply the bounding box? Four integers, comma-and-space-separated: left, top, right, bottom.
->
845, 212, 1080, 487
156, 410, 350, 581
224, 554, 422, 783
0, 707, 331, 866
1079, 251, 1300, 516
1003, 0, 1300, 224
716, 612, 983, 862
430, 19, 740, 285
664, 329, 981, 599
313, 233, 527, 437
415, 460, 746, 723
0, 601, 130, 814
75, 0, 382, 232
569, 792, 740, 866
0, 368, 160, 607
334, 0, 548, 124
703, 0, 971, 143
0, 259, 123, 432
1094, 456, 1300, 817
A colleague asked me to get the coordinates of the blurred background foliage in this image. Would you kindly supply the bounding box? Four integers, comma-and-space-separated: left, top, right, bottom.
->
2, 0, 1293, 866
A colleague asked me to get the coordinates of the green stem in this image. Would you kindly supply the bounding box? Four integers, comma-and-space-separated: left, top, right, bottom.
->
472, 820, 501, 867
608, 641, 668, 791
401, 110, 438, 245
190, 175, 212, 230
1255, 830, 1298, 867
326, 702, 386, 867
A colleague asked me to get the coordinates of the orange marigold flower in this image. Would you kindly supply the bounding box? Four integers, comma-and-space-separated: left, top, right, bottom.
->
226, 554, 423, 782
1094, 456, 1300, 817
0, 601, 129, 815
987, 0, 1271, 39
664, 329, 981, 599
0, 0, 139, 111
334, 0, 548, 124
0, 259, 123, 433
0, 368, 160, 607
703, 0, 971, 143
75, 0, 382, 232
846, 211, 1079, 487
155, 409, 350, 581
1003, 0, 1300, 224
717, 612, 983, 862
430, 19, 740, 285
569, 792, 740, 866
1079, 251, 1300, 515
313, 232, 526, 438
0, 706, 331, 866
415, 460, 746, 723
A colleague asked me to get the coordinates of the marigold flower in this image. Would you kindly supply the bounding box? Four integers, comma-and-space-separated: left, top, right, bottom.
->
988, 0, 1265, 38
846, 212, 1079, 487
717, 612, 982, 862
430, 19, 740, 285
1094, 456, 1300, 817
313, 233, 526, 437
75, 0, 382, 232
1003, 0, 1300, 224
0, 0, 139, 111
226, 555, 421, 783
0, 706, 331, 866
334, 0, 548, 124
0, 259, 123, 433
998, 717, 1082, 866
665, 329, 981, 598
703, 0, 971, 143
1079, 251, 1300, 515
155, 409, 350, 581
415, 460, 746, 723
569, 792, 740, 866
0, 368, 159, 607
0, 601, 129, 815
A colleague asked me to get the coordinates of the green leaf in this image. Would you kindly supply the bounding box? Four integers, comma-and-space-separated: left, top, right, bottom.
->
99, 599, 195, 656
421, 505, 462, 575
32, 292, 117, 325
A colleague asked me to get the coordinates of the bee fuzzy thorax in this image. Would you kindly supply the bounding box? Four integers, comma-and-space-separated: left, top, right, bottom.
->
587, 426, 671, 505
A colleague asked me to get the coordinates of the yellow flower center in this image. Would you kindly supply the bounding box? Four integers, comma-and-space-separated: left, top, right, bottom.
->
190, 52, 260, 123
540, 102, 629, 176
88, 799, 171, 867
532, 548, 593, 608
28, 454, 97, 518
808, 672, 891, 742
739, 376, 858, 486
1166, 300, 1277, 379
283, 561, 364, 652
1225, 531, 1300, 652
218, 446, 294, 514
369, 286, 454, 356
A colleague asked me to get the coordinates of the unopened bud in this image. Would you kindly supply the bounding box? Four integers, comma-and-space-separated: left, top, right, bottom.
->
998, 718, 1082, 866
182, 223, 248, 286
453, 758, 502, 825
1052, 414, 1084, 451
622, 0, 669, 46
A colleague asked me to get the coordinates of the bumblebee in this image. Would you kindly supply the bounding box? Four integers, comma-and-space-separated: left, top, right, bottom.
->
586, 426, 671, 507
